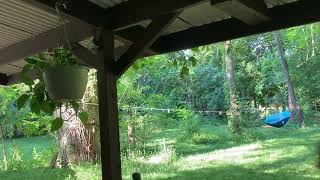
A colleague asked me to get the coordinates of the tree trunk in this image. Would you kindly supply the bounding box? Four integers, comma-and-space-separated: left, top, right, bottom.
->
127, 124, 136, 145
0, 125, 8, 171
225, 40, 241, 133
273, 31, 304, 127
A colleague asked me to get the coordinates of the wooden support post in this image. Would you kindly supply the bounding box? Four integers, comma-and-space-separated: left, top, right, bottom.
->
97, 29, 122, 180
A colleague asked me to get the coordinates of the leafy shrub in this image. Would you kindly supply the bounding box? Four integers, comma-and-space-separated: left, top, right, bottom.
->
177, 109, 200, 139
120, 113, 160, 153
150, 113, 177, 129
238, 100, 261, 128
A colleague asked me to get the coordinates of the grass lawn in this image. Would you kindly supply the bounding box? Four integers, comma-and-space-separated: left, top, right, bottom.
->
121, 123, 320, 180
0, 136, 54, 160
1, 123, 320, 179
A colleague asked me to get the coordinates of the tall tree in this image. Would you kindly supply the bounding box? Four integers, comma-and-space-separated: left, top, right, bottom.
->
273, 31, 304, 127
225, 40, 241, 133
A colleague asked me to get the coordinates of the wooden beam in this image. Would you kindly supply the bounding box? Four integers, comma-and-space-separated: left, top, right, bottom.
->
0, 73, 8, 85
34, 0, 105, 27
115, 12, 180, 77
97, 29, 121, 180
152, 0, 320, 54
212, 0, 271, 25
35, 0, 208, 30
0, 21, 94, 66
6, 70, 38, 86
108, 0, 208, 30
71, 43, 102, 69
22, 0, 87, 25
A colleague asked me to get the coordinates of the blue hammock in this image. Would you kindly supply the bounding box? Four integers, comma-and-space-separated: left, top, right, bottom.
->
264, 111, 291, 128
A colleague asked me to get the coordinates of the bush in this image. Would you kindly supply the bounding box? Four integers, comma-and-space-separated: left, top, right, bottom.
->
150, 113, 177, 129
177, 109, 200, 139
238, 100, 261, 128
120, 113, 161, 153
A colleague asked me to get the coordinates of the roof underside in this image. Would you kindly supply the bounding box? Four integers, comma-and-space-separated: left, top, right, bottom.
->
0, 0, 319, 83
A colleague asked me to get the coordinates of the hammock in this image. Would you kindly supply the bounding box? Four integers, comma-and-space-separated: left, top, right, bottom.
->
264, 111, 291, 128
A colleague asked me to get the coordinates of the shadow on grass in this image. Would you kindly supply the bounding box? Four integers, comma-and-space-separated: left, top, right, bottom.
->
157, 164, 319, 180
174, 127, 320, 157
0, 167, 76, 180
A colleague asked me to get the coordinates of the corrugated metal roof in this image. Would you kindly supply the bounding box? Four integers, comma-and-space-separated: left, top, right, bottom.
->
265, 0, 299, 8
164, 0, 300, 35
0, 0, 61, 49
0, 0, 64, 75
89, 0, 127, 9
0, 0, 305, 76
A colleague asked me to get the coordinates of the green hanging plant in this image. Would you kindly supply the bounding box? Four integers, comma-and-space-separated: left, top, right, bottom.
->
17, 48, 89, 131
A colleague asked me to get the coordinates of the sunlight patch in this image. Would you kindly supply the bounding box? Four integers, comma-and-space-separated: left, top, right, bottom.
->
178, 143, 262, 170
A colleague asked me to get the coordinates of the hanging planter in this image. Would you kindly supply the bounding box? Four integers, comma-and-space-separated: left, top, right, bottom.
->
43, 64, 89, 101
15, 1, 90, 132
16, 48, 90, 132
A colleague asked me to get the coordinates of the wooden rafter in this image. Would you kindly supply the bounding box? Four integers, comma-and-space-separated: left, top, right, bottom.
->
107, 0, 208, 30
151, 0, 320, 54
115, 12, 181, 77
34, 0, 208, 30
212, 0, 271, 25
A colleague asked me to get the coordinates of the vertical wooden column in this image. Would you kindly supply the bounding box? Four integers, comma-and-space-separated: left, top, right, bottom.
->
97, 29, 122, 180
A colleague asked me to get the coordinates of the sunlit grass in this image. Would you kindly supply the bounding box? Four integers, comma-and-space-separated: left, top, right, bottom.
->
122, 124, 320, 180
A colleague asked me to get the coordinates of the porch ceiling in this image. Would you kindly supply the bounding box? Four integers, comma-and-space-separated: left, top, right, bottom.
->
0, 0, 319, 84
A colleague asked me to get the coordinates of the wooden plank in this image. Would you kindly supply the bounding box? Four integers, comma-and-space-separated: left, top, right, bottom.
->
152, 0, 320, 54
212, 0, 271, 25
115, 12, 180, 77
97, 29, 121, 180
0, 21, 94, 66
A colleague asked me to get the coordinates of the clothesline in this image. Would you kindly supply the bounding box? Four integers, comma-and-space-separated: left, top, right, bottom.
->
81, 102, 272, 115
80, 102, 226, 115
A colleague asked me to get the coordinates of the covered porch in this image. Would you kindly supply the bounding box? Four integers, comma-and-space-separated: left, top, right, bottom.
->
1, 0, 320, 179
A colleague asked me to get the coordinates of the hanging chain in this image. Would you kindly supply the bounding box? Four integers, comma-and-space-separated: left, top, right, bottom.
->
55, 0, 71, 50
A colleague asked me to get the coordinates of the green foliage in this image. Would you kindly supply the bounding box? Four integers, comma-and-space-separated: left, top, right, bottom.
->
132, 114, 159, 151
1, 86, 50, 138
51, 118, 63, 132
79, 112, 89, 125
177, 109, 200, 139
17, 48, 89, 131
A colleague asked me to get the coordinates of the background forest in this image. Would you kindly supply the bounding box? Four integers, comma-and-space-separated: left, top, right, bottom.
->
1, 23, 320, 179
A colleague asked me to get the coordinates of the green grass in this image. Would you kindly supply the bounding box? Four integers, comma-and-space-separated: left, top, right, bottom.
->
121, 123, 320, 179
2, 123, 320, 179
0, 136, 54, 160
